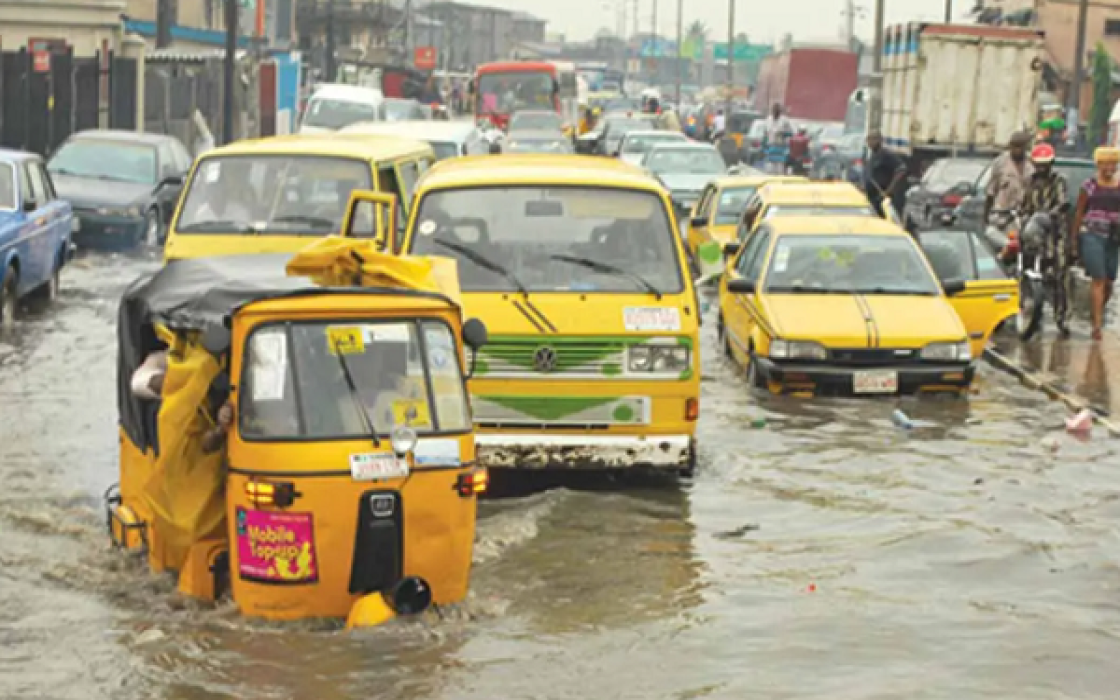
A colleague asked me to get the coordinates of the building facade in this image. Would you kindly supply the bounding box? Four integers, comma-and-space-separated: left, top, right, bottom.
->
0, 0, 127, 55
424, 1, 514, 70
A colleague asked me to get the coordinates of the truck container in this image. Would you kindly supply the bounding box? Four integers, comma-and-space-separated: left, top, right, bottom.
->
882, 23, 1044, 155
754, 47, 858, 123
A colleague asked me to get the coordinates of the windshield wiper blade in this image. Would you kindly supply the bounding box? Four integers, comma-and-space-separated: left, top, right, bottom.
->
433, 238, 530, 296
272, 214, 336, 229
177, 220, 258, 233
768, 285, 849, 294
550, 254, 663, 300
333, 341, 381, 447
860, 288, 935, 296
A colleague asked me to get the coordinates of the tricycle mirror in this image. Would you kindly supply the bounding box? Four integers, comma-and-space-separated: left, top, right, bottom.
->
727, 278, 756, 294
690, 216, 709, 227
722, 242, 741, 258
462, 317, 488, 351
942, 278, 967, 296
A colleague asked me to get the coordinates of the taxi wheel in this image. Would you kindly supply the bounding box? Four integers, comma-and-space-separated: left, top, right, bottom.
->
746, 351, 766, 389
0, 265, 18, 330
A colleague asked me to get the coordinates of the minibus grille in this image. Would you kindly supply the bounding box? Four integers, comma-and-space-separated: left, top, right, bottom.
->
477, 339, 626, 378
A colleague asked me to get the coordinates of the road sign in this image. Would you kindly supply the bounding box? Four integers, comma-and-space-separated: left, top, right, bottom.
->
32, 51, 50, 73
415, 46, 437, 70
713, 43, 772, 62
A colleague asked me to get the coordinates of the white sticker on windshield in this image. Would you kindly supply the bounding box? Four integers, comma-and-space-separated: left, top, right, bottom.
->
773, 245, 791, 273
624, 307, 681, 332
250, 333, 287, 401
364, 324, 411, 342
419, 220, 437, 236
202, 161, 221, 183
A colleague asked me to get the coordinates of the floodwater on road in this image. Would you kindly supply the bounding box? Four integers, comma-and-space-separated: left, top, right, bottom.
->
2, 253, 1119, 700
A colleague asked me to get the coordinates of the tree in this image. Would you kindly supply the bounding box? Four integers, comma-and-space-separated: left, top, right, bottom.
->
1088, 43, 1112, 147
686, 21, 708, 42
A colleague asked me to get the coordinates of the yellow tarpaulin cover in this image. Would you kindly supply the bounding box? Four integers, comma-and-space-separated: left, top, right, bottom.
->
286, 238, 462, 306
141, 341, 227, 573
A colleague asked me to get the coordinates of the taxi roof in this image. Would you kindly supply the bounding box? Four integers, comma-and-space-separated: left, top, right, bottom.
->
417, 154, 661, 192
201, 133, 432, 160
760, 215, 907, 237
755, 181, 870, 205
340, 120, 477, 142
713, 174, 807, 189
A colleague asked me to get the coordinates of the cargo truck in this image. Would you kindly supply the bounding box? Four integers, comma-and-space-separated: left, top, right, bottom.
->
754, 47, 858, 123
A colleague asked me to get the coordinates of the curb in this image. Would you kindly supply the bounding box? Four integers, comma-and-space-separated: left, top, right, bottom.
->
984, 346, 1120, 437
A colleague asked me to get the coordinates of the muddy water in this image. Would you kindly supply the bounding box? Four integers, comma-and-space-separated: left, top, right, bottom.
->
2, 255, 1119, 699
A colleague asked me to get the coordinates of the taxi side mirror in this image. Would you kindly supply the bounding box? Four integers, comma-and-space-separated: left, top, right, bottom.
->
690, 216, 708, 227
942, 279, 967, 296
727, 278, 756, 294
462, 318, 489, 378
722, 242, 741, 258
342, 190, 397, 252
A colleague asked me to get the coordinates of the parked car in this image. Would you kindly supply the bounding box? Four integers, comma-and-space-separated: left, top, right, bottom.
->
377, 97, 429, 122
48, 130, 191, 248
508, 110, 565, 135
642, 142, 728, 218
902, 157, 989, 232
617, 130, 689, 167
599, 113, 659, 155
811, 132, 865, 182
503, 130, 575, 154
340, 120, 489, 159
810, 123, 848, 162
299, 84, 384, 134
0, 148, 72, 326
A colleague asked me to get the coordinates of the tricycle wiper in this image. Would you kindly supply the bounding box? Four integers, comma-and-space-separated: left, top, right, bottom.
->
332, 340, 381, 447
433, 238, 530, 296
177, 220, 259, 233
549, 254, 663, 300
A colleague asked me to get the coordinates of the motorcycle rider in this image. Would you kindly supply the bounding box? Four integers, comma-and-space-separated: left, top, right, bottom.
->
1011, 143, 1072, 336
787, 127, 811, 176
983, 131, 1034, 226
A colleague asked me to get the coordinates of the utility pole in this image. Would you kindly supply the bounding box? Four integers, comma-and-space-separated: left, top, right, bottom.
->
1070, 0, 1089, 142
156, 0, 173, 49
869, 0, 884, 133
325, 0, 337, 83
845, 0, 855, 48
724, 0, 734, 120
675, 0, 683, 104
944, 0, 952, 23
651, 0, 658, 83
223, 0, 237, 144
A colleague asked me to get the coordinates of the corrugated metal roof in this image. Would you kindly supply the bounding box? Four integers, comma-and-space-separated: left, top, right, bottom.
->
145, 47, 249, 63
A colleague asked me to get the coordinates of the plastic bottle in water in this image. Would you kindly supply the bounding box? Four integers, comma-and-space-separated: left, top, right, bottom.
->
891, 409, 914, 430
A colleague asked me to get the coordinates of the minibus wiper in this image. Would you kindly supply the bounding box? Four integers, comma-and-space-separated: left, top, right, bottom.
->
433, 238, 530, 297
549, 254, 663, 300
333, 341, 381, 447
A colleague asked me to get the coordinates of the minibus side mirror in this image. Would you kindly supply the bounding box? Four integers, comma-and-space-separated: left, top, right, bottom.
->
462, 318, 488, 378
727, 278, 756, 294
723, 242, 741, 258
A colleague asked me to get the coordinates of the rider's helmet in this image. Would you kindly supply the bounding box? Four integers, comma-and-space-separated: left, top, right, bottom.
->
1030, 143, 1056, 165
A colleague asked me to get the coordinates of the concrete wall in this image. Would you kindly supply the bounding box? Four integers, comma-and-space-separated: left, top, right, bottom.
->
0, 0, 126, 56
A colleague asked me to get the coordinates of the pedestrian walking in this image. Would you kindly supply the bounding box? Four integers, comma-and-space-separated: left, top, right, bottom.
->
1018, 143, 1073, 336
763, 104, 793, 175
983, 131, 1034, 225
1070, 146, 1120, 340
863, 130, 907, 221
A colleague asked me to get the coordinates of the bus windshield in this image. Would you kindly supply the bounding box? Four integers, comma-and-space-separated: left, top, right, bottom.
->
477, 71, 555, 115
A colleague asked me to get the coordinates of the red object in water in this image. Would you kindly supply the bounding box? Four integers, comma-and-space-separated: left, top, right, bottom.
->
941, 193, 963, 206
808, 583, 817, 593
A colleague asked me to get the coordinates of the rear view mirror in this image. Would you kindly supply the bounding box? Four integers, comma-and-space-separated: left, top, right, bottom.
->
525, 200, 563, 217
462, 318, 488, 378
727, 278, 756, 294
942, 279, 967, 296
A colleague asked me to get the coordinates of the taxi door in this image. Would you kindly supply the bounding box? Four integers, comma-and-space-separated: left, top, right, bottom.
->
687, 185, 717, 256
341, 191, 398, 252
919, 229, 1017, 357
720, 226, 773, 367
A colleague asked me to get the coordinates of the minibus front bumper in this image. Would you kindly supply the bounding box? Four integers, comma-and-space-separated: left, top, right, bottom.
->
475, 433, 693, 470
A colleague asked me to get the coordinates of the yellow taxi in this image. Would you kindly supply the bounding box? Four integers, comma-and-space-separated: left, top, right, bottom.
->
717, 216, 1017, 395
686, 174, 806, 259
163, 135, 434, 261
734, 181, 883, 241
389, 154, 701, 474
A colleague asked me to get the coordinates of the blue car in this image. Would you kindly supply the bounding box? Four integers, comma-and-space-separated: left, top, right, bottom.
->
0, 148, 73, 328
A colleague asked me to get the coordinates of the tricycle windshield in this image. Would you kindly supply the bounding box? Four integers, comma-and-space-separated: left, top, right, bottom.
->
176, 155, 372, 236
239, 319, 471, 440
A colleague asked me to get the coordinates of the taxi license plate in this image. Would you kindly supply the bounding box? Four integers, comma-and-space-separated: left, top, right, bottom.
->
349, 453, 409, 481
853, 370, 898, 394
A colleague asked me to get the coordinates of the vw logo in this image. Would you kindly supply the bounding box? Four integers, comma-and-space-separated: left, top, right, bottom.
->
533, 346, 558, 372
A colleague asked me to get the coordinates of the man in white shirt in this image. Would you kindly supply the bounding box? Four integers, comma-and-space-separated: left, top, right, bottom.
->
763, 103, 794, 173
712, 109, 726, 139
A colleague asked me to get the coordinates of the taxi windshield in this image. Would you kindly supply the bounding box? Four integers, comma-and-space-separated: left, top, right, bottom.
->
303, 98, 377, 129
622, 133, 685, 153
714, 186, 757, 225
477, 72, 555, 114
645, 148, 725, 175
239, 320, 470, 440
410, 186, 684, 294
176, 156, 371, 235
765, 234, 940, 296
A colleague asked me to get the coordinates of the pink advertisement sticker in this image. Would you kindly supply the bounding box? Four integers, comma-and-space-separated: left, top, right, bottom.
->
235, 507, 319, 584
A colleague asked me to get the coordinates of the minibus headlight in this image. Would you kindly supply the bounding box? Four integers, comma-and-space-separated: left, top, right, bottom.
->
769, 340, 827, 360
921, 341, 971, 362
627, 344, 690, 373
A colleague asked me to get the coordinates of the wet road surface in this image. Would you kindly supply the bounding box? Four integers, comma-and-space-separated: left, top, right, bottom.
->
2, 253, 1119, 699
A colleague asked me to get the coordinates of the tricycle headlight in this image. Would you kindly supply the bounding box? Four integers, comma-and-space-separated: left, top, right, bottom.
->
769, 339, 827, 360
627, 343, 690, 373
921, 341, 971, 362
390, 425, 419, 458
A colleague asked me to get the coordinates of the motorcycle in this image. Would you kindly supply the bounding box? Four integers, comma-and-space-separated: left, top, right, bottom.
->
991, 208, 1069, 340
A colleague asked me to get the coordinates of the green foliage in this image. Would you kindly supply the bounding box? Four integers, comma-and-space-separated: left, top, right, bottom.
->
1088, 43, 1112, 147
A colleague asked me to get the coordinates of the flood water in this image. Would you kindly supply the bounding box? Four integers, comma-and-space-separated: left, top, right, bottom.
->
2, 253, 1119, 699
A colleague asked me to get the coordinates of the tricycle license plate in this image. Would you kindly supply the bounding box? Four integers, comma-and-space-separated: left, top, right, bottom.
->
349, 453, 409, 481
853, 370, 898, 394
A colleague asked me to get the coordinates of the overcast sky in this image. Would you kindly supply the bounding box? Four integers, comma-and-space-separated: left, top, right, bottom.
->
473, 0, 969, 43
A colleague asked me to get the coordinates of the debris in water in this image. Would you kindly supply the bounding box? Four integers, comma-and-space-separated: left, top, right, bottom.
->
1039, 435, 1060, 452
134, 629, 166, 645
807, 583, 817, 593
714, 523, 761, 539
749, 417, 767, 429
891, 409, 914, 430
1065, 409, 1093, 435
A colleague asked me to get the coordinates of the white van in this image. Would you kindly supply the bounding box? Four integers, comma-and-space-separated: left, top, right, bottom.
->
299, 84, 384, 134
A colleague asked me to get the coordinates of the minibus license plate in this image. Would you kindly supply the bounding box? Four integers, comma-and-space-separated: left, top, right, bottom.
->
853, 370, 897, 394
350, 453, 409, 481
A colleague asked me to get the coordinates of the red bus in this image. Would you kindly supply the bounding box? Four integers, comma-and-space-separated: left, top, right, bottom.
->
472, 61, 577, 131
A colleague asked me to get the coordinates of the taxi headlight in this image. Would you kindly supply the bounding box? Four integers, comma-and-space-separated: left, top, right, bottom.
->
627, 344, 690, 373
921, 341, 971, 362
769, 339, 828, 360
